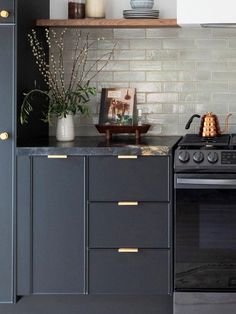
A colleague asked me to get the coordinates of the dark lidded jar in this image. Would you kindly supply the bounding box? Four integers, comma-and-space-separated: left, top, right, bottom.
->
68, 0, 85, 19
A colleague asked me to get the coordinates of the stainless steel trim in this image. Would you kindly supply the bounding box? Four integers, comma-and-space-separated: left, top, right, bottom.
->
177, 178, 236, 186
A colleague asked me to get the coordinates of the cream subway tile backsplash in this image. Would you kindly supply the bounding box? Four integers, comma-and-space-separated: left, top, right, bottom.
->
49, 27, 236, 136
114, 29, 146, 39
114, 50, 146, 61
130, 61, 162, 71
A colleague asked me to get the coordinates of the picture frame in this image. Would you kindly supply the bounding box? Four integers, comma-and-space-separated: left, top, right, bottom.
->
99, 88, 136, 126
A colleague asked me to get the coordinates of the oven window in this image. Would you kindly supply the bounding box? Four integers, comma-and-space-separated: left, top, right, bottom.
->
175, 189, 236, 291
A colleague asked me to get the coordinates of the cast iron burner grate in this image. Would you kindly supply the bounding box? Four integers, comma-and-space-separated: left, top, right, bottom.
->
178, 134, 230, 147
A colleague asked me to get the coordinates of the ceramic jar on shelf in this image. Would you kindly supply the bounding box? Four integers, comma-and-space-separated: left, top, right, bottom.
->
86, 0, 106, 18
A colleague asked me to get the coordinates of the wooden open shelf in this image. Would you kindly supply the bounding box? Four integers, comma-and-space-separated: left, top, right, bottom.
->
36, 18, 178, 28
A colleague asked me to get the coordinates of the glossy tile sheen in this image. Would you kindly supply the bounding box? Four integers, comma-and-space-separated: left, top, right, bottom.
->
50, 27, 236, 136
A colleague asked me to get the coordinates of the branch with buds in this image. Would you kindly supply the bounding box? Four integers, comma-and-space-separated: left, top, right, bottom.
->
20, 28, 116, 124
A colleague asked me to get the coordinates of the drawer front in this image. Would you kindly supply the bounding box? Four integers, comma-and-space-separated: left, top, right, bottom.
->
89, 203, 170, 248
89, 156, 169, 201
89, 249, 170, 295
0, 0, 14, 23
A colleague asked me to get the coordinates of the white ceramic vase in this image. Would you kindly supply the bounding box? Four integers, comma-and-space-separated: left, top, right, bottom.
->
56, 114, 75, 142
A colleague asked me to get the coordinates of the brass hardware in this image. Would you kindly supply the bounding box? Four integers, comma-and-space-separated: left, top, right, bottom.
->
47, 155, 68, 159
118, 155, 138, 159
118, 202, 139, 206
0, 132, 9, 141
118, 248, 139, 253
0, 10, 10, 18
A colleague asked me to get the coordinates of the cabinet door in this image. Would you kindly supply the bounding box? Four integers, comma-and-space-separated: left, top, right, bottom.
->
32, 157, 85, 294
0, 26, 14, 302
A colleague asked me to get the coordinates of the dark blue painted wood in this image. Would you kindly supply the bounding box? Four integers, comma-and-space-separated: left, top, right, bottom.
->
32, 157, 85, 294
89, 156, 170, 202
0, 25, 14, 303
89, 202, 170, 248
0, 0, 14, 23
89, 249, 171, 295
0, 295, 173, 314
17, 156, 31, 296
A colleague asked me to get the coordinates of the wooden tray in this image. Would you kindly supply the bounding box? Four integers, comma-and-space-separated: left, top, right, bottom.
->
95, 124, 151, 140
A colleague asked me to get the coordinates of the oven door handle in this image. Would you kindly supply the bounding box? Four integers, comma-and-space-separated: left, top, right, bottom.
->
177, 178, 236, 187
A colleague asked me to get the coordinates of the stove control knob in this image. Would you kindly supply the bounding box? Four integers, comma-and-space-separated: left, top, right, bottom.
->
207, 152, 218, 164
193, 152, 204, 163
178, 151, 190, 163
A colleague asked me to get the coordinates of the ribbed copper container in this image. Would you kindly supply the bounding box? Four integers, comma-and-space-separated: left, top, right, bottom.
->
199, 112, 220, 137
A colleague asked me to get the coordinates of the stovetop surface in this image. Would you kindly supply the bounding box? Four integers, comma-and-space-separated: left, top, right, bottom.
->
178, 134, 231, 148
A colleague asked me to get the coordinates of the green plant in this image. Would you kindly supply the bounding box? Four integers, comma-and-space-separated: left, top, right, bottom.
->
20, 28, 115, 124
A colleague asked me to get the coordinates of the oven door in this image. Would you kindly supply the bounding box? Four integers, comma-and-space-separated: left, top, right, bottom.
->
175, 173, 236, 292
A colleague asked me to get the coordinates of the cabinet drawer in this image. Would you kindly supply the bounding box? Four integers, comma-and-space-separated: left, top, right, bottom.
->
88, 156, 169, 201
89, 203, 170, 248
0, 0, 14, 23
89, 249, 170, 295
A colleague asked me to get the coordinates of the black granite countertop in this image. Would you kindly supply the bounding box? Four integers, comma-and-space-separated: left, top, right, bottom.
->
17, 136, 181, 156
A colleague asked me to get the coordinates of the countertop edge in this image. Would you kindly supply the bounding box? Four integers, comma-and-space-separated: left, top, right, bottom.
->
16, 136, 182, 157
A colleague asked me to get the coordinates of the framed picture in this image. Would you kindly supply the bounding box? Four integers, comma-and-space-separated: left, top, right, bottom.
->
99, 88, 136, 125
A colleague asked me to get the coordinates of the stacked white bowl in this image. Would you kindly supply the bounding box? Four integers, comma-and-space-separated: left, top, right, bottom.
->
130, 0, 154, 9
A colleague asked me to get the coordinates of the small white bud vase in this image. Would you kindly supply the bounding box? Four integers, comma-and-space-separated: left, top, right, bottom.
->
86, 0, 106, 18
56, 114, 75, 142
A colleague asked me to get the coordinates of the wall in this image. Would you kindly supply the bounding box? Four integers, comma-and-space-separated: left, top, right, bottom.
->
49, 27, 236, 136
50, 0, 177, 19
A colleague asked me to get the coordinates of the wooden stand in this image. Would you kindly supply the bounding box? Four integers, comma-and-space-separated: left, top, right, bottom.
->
95, 124, 151, 140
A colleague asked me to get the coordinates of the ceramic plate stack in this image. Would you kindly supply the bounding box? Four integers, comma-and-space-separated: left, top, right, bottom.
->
123, 9, 159, 19
124, 0, 159, 19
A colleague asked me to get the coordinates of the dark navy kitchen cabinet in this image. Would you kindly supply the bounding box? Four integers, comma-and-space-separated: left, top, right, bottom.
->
0, 0, 49, 303
17, 156, 85, 295
17, 154, 172, 298
0, 25, 14, 303
88, 156, 172, 296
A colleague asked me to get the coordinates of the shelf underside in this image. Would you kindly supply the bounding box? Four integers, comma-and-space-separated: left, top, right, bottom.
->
36, 18, 179, 28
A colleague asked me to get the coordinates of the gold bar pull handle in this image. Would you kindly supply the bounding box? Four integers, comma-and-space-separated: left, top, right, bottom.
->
118, 248, 139, 253
118, 202, 139, 206
47, 155, 68, 159
118, 155, 138, 159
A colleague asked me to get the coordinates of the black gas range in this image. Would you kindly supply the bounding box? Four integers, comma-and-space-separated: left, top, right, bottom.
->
175, 134, 236, 173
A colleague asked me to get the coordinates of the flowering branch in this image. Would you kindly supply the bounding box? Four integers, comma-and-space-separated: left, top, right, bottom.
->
21, 28, 115, 124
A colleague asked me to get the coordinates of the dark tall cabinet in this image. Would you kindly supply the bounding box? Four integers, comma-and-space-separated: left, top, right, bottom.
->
0, 0, 49, 303
0, 24, 14, 304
